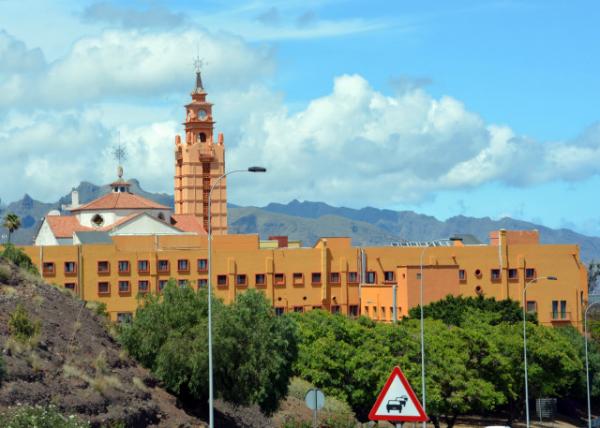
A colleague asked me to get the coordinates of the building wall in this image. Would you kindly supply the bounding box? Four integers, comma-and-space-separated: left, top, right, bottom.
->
20, 233, 588, 330
34, 220, 59, 246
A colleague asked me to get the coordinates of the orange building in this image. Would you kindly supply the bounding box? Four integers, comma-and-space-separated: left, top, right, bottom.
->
21, 230, 587, 329
19, 70, 589, 330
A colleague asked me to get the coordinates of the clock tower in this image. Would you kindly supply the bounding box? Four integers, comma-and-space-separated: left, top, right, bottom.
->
174, 66, 227, 235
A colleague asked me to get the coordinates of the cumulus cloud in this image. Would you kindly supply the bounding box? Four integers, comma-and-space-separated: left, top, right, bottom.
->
0, 29, 275, 108
81, 2, 187, 29
225, 75, 600, 207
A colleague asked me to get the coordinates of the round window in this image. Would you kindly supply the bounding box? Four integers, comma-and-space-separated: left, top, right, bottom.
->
475, 269, 482, 277
92, 214, 104, 227
158, 213, 165, 221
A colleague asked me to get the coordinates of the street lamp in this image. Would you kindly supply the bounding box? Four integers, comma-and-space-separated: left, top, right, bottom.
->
418, 244, 430, 425
207, 166, 266, 428
584, 295, 600, 428
522, 275, 557, 428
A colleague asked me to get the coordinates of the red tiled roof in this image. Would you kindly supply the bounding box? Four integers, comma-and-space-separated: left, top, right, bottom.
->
70, 192, 169, 211
46, 216, 93, 238
170, 214, 207, 235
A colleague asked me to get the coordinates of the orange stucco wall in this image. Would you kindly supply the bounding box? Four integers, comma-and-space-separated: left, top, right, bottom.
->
20, 233, 588, 330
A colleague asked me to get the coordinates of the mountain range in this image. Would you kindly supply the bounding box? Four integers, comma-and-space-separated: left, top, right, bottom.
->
1, 180, 599, 262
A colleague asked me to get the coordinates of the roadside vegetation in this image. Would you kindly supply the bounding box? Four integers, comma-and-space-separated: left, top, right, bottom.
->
119, 285, 600, 427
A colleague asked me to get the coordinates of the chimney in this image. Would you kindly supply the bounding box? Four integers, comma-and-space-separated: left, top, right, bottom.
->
71, 190, 79, 208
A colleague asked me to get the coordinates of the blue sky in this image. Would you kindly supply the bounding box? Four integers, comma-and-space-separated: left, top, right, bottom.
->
0, 0, 599, 235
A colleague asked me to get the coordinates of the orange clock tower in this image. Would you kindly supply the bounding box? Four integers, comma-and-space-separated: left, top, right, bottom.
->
174, 66, 227, 235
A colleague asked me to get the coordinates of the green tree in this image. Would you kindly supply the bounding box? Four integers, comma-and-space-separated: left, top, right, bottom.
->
2, 213, 20, 244
407, 295, 536, 326
588, 261, 600, 293
119, 282, 296, 414
215, 289, 298, 414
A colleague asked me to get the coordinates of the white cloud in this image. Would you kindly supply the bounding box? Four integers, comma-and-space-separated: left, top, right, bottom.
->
81, 2, 187, 29
0, 28, 275, 108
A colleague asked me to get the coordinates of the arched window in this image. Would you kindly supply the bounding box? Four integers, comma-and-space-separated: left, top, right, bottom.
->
198, 132, 207, 143
157, 213, 165, 221
92, 214, 104, 227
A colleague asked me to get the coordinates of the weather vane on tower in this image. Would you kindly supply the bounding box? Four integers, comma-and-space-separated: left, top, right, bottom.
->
112, 133, 127, 180
193, 47, 206, 92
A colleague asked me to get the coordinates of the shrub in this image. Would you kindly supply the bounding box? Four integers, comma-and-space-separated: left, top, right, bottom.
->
0, 244, 39, 275
86, 301, 109, 318
0, 405, 90, 427
8, 304, 41, 343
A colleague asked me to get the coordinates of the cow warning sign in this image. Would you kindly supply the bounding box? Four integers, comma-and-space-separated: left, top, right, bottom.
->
368, 366, 428, 423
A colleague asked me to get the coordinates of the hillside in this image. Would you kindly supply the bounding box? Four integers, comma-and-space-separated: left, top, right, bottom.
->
0, 257, 203, 427
2, 181, 600, 261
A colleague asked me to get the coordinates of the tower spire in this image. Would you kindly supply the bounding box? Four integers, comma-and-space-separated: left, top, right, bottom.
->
193, 56, 205, 93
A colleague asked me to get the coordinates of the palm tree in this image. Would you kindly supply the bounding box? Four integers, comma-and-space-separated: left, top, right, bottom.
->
2, 213, 21, 243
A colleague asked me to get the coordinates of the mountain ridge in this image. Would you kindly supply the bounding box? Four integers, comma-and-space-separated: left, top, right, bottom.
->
1, 181, 599, 262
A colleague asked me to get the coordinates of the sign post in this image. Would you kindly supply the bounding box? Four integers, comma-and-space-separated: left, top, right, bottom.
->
305, 388, 325, 428
369, 366, 428, 426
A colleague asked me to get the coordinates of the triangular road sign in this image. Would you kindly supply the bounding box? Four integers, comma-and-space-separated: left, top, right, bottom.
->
368, 366, 428, 422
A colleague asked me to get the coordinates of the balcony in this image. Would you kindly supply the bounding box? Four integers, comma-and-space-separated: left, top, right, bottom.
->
550, 312, 571, 322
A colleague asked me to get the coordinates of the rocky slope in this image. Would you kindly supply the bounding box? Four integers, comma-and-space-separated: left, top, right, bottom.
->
0, 258, 203, 427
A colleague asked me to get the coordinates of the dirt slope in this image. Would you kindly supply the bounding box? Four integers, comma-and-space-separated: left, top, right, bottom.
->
0, 258, 204, 427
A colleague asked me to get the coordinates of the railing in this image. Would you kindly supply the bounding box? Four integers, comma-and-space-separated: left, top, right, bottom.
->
550, 312, 571, 321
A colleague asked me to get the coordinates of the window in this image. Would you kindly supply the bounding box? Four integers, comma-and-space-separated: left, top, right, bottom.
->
293, 306, 304, 313
381, 306, 386, 318
217, 275, 228, 287
138, 280, 149, 293
236, 274, 247, 286
525, 268, 536, 280
293, 273, 304, 285
118, 260, 130, 274
491, 269, 501, 281
331, 305, 340, 314
97, 261, 110, 274
91, 214, 104, 227
475, 269, 482, 277
365, 271, 376, 284
157, 280, 168, 292
348, 305, 359, 317
255, 273, 266, 286
329, 272, 341, 284
64, 283, 76, 291
526, 301, 537, 313
383, 271, 395, 283
475, 285, 483, 296
372, 306, 378, 316
138, 260, 149, 274
347, 272, 359, 284
178, 279, 188, 288
157, 260, 169, 273
157, 212, 165, 221
459, 269, 466, 281
416, 272, 422, 280
274, 307, 285, 316
199, 132, 207, 142
312, 306, 322, 310
508, 268, 518, 280
552, 300, 567, 319
98, 282, 110, 295
118, 280, 130, 294
116, 312, 132, 324
197, 278, 207, 289
42, 262, 55, 275
197, 258, 208, 272
177, 259, 190, 272
311, 272, 322, 285
274, 273, 285, 286
64, 261, 77, 275
364, 306, 369, 315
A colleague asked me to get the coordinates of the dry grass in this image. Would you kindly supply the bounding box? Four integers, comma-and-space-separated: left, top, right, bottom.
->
93, 351, 109, 376
132, 376, 148, 392
91, 374, 123, 393
32, 295, 44, 307
26, 351, 45, 372
0, 285, 17, 296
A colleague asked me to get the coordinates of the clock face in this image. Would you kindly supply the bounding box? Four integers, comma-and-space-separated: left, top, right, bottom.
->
198, 109, 207, 120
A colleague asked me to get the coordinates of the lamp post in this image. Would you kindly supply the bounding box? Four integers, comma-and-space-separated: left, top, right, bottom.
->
419, 245, 430, 425
207, 166, 266, 428
584, 295, 600, 428
522, 275, 557, 428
